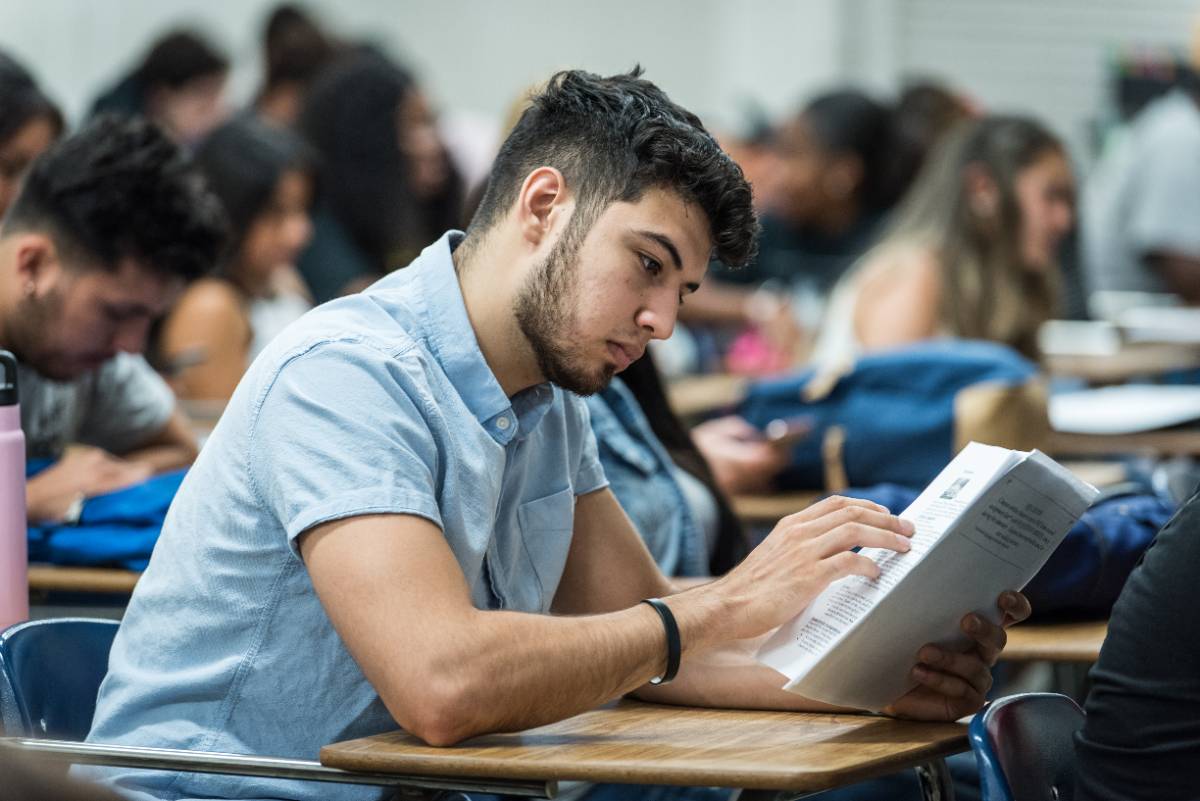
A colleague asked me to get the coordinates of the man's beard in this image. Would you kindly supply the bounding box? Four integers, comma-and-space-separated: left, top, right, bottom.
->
513, 231, 614, 397
7, 288, 78, 381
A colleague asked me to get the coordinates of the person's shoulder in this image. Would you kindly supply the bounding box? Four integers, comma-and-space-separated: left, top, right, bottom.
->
165, 279, 249, 331
1137, 91, 1200, 147
857, 240, 941, 294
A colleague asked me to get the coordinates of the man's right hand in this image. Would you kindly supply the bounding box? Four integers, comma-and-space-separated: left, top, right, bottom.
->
679, 496, 914, 645
26, 447, 155, 523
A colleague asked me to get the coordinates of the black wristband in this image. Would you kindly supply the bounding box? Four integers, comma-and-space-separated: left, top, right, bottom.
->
641, 597, 681, 685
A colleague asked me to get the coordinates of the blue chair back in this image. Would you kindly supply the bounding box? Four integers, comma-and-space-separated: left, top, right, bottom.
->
0, 617, 119, 739
969, 692, 1085, 801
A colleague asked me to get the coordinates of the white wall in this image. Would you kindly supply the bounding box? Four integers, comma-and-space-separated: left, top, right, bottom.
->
0, 0, 846, 135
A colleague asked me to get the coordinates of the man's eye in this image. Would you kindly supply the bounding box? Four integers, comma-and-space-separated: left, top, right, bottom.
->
640, 253, 662, 276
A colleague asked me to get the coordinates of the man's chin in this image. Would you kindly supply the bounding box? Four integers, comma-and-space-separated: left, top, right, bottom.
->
548, 364, 615, 397
39, 356, 106, 381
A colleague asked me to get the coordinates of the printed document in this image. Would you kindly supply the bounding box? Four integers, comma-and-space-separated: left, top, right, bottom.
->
756, 441, 1099, 710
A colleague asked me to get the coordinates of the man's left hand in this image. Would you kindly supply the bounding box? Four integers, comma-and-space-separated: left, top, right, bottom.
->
881, 591, 1032, 721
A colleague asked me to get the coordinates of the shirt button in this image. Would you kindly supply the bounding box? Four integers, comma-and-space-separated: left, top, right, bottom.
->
496, 416, 511, 430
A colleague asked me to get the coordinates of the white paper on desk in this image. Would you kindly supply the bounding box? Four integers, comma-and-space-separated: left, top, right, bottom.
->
1050, 385, 1200, 434
1118, 306, 1200, 344
755, 442, 1099, 711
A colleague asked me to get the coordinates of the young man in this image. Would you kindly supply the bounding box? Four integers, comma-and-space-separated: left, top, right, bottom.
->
85, 70, 1028, 801
0, 115, 227, 522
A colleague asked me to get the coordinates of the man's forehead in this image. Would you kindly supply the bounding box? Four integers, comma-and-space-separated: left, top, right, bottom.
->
83, 258, 182, 307
608, 190, 713, 266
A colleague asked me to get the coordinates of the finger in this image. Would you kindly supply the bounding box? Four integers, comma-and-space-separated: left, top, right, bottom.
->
961, 613, 1006, 664
781, 495, 889, 526
998, 591, 1032, 627
917, 646, 993, 698
822, 550, 882, 583
910, 662, 986, 710
813, 502, 914, 537
819, 522, 913, 557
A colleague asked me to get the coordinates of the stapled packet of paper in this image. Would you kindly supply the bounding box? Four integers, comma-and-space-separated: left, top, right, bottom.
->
755, 442, 1100, 711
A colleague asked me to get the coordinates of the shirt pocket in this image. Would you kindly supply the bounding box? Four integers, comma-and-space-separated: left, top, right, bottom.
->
516, 488, 576, 612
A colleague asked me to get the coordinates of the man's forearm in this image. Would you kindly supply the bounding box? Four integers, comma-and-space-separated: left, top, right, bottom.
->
395, 603, 666, 744
394, 585, 739, 745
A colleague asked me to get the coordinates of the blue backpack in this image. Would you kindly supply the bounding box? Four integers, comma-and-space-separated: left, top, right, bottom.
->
26, 460, 185, 570
738, 340, 1049, 491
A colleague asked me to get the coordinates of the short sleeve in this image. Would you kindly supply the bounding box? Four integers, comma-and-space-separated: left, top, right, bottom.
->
77, 353, 175, 454
246, 339, 444, 554
564, 393, 608, 497
1128, 127, 1200, 260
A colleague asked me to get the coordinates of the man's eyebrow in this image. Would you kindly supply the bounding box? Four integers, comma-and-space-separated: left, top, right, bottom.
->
634, 229, 682, 270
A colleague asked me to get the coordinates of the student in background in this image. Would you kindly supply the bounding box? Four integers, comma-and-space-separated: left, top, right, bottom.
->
1082, 70, 1200, 311
253, 4, 341, 129
296, 51, 464, 302
680, 89, 914, 369
154, 118, 314, 401
813, 115, 1074, 364
0, 116, 227, 522
0, 53, 63, 220
89, 30, 230, 146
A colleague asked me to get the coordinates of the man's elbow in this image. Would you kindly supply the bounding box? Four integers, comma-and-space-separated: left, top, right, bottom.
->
382, 673, 487, 747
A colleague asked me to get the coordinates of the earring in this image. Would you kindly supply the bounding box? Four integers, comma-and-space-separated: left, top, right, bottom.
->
23, 281, 34, 297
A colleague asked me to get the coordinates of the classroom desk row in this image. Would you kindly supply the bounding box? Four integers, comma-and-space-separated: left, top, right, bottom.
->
22, 562, 1105, 799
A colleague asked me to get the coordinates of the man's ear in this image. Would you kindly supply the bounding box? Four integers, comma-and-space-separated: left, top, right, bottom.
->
516, 167, 571, 248
12, 233, 63, 297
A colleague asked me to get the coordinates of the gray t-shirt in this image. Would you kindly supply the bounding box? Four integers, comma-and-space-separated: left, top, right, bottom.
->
1082, 90, 1200, 300
19, 352, 175, 460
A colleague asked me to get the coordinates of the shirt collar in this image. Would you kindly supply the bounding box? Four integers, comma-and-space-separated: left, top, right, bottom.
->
414, 231, 555, 445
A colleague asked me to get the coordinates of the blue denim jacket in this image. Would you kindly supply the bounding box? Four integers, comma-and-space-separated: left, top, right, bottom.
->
585, 379, 709, 576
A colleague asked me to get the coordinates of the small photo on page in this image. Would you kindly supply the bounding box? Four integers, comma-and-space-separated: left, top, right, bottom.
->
939, 477, 970, 501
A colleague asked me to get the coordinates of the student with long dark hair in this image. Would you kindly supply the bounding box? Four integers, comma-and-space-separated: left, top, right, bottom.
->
296, 51, 463, 302
156, 118, 315, 400
680, 89, 915, 369
0, 53, 63, 219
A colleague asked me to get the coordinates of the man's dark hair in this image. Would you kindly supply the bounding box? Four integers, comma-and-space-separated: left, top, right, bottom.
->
468, 68, 759, 268
3, 115, 229, 281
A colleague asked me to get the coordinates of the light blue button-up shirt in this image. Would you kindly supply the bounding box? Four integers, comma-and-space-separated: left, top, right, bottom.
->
82, 232, 608, 801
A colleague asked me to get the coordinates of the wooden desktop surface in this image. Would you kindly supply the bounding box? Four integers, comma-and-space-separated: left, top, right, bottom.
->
1000, 620, 1107, 663
1047, 428, 1200, 457
1045, 342, 1200, 383
321, 700, 966, 792
26, 564, 140, 594
666, 374, 748, 418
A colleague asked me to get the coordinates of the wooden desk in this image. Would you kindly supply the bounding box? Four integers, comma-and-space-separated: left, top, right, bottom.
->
26, 565, 140, 595
1047, 429, 1200, 457
1044, 342, 1200, 383
322, 700, 965, 798
666, 374, 748, 418
1001, 621, 1107, 663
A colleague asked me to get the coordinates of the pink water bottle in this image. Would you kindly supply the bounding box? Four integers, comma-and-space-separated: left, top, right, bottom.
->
0, 350, 26, 629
